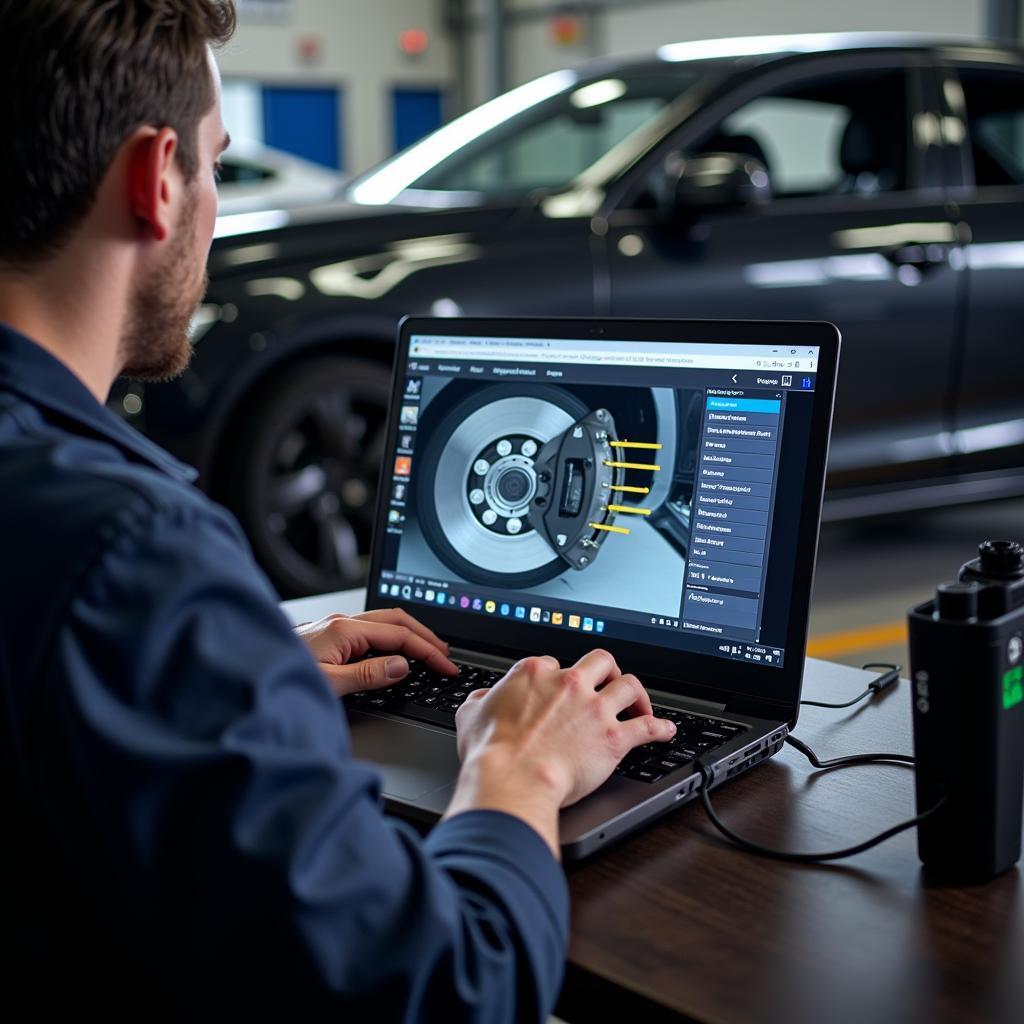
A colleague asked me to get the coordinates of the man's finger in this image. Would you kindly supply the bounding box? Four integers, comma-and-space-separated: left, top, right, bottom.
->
323, 655, 410, 696
617, 713, 676, 749
344, 619, 459, 676
500, 654, 560, 686
600, 674, 653, 718
454, 686, 490, 719
353, 608, 451, 656
568, 648, 621, 689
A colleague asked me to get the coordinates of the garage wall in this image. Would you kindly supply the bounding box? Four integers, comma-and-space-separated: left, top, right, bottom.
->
465, 0, 989, 109
217, 0, 453, 173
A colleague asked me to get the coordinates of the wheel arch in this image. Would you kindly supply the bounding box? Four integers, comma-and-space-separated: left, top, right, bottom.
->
199, 314, 398, 500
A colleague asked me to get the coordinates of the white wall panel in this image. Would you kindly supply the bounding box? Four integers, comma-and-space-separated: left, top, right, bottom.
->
218, 0, 453, 173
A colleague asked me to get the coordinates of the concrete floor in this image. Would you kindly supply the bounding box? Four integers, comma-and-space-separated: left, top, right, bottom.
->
807, 496, 1024, 671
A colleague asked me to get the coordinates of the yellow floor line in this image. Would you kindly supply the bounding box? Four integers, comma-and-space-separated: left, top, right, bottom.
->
806, 619, 908, 659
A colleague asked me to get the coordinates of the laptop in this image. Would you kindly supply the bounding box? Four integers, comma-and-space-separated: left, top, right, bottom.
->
347, 316, 840, 859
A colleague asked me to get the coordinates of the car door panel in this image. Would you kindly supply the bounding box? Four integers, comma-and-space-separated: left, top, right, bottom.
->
602, 60, 962, 488
941, 63, 1024, 478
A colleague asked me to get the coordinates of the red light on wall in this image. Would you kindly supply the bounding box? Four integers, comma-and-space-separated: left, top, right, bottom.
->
399, 28, 429, 56
297, 34, 322, 65
550, 14, 584, 47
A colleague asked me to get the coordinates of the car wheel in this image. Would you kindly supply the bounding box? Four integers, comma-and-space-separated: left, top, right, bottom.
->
224, 355, 392, 597
416, 382, 590, 588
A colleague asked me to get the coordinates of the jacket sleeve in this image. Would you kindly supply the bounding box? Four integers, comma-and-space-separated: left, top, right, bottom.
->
35, 498, 568, 1022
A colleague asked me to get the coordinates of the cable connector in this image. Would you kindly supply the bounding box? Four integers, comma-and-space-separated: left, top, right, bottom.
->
800, 663, 902, 709
863, 663, 900, 694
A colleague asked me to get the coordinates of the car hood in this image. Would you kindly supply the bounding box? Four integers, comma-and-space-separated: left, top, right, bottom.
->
208, 195, 530, 277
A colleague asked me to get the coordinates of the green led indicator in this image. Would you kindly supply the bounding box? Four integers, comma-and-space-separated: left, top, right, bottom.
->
1004, 666, 1024, 711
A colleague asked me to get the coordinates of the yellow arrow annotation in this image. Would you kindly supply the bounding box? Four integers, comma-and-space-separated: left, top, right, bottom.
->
589, 522, 631, 535
610, 440, 663, 450
603, 504, 651, 516
604, 484, 650, 494
604, 460, 661, 471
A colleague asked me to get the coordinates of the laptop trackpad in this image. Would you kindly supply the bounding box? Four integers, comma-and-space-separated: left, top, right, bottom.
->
348, 711, 462, 801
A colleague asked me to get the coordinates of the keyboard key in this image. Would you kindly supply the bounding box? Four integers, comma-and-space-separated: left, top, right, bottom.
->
624, 766, 664, 784
645, 757, 684, 773
670, 744, 699, 759
698, 729, 731, 743
659, 750, 693, 764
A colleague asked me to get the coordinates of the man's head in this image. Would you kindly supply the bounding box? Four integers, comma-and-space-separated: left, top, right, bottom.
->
0, 0, 236, 382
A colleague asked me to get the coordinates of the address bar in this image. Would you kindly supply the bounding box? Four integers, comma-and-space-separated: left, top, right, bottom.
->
409, 342, 816, 372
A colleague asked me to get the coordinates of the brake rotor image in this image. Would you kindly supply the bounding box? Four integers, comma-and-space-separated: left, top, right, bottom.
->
417, 384, 591, 587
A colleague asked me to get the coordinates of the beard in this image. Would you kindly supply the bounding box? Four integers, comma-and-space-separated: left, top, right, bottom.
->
119, 191, 208, 382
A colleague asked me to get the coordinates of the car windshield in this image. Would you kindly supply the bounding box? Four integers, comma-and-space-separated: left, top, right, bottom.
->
348, 64, 705, 205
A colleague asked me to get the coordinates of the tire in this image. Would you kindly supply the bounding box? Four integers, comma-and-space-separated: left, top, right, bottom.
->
415, 382, 590, 588
223, 355, 392, 597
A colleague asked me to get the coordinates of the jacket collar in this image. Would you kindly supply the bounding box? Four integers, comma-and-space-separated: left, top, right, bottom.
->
0, 323, 197, 483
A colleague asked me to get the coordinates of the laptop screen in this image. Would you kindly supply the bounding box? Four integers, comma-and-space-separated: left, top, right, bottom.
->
371, 321, 833, 677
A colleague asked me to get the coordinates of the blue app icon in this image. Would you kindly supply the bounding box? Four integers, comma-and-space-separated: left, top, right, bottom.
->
596, 620, 605, 633
500, 603, 510, 616
801, 376, 812, 389
514, 606, 526, 619
436, 592, 446, 605
583, 617, 594, 632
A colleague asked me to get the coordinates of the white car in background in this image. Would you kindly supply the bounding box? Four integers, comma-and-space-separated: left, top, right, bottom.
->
215, 139, 344, 215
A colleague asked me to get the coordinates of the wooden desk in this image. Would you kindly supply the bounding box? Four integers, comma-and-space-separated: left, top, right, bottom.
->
283, 591, 1024, 1024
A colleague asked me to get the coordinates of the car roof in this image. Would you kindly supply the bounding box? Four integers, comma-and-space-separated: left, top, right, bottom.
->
583, 31, 1024, 76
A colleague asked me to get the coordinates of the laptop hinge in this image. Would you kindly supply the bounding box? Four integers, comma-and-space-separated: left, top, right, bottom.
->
448, 646, 517, 671
647, 687, 726, 713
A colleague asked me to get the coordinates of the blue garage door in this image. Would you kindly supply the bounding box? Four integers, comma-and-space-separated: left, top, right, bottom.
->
262, 85, 342, 170
393, 87, 443, 153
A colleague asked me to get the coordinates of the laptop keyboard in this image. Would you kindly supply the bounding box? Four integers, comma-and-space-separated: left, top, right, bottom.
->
611, 705, 746, 783
344, 659, 501, 727
345, 659, 748, 783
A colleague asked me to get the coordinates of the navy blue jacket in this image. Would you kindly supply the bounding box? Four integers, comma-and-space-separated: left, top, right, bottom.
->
0, 324, 568, 1021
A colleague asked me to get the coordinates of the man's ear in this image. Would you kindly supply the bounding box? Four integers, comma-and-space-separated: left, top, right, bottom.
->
127, 127, 180, 242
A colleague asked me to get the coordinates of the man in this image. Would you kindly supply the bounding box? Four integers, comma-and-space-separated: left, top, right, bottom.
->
0, 2, 676, 1019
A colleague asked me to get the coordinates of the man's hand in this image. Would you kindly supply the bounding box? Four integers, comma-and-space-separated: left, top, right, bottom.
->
296, 609, 458, 697
444, 649, 676, 858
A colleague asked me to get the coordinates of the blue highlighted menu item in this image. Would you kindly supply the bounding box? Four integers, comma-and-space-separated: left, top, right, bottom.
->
706, 397, 781, 414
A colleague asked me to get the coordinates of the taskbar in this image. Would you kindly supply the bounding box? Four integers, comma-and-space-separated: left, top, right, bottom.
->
374, 572, 785, 667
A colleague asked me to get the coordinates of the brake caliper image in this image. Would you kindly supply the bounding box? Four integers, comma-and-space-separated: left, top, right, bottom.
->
524, 408, 658, 571
530, 408, 620, 570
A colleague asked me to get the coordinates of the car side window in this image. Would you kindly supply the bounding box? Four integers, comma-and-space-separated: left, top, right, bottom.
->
957, 68, 1024, 188
408, 70, 702, 195
216, 158, 276, 185
677, 67, 910, 201
451, 96, 667, 192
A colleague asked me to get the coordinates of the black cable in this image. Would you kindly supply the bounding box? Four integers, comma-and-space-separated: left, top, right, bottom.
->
799, 662, 901, 709
694, 666, 941, 862
784, 734, 915, 768
696, 756, 945, 863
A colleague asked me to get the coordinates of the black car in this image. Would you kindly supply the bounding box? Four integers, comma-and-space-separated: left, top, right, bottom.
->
113, 32, 1024, 596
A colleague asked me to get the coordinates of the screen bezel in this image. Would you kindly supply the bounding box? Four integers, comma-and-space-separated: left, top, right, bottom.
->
366, 316, 841, 728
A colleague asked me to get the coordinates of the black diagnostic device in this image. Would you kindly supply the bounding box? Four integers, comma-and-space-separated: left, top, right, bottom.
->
909, 539, 1024, 883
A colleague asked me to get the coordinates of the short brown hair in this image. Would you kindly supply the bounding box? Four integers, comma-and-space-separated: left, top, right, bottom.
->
0, 0, 236, 267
